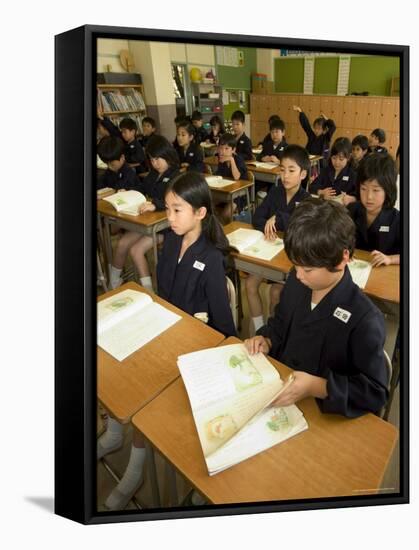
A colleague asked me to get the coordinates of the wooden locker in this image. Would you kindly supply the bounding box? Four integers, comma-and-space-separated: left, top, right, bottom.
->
308, 96, 320, 116
287, 123, 299, 143
365, 98, 381, 132
353, 98, 368, 130
390, 99, 400, 133
320, 96, 332, 116
330, 97, 344, 127
299, 95, 311, 114
342, 98, 356, 129
276, 95, 287, 118
380, 99, 397, 135
252, 121, 268, 145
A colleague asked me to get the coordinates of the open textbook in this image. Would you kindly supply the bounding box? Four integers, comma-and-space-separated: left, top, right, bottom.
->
98, 289, 181, 361
227, 227, 284, 261
103, 190, 147, 216
248, 161, 278, 169
178, 343, 308, 475
205, 175, 234, 188
348, 258, 372, 289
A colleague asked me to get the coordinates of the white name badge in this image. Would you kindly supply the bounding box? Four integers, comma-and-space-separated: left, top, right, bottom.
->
193, 260, 205, 271
163, 177, 169, 183
342, 176, 349, 181
189, 152, 194, 156
379, 226, 390, 232
239, 140, 244, 144
333, 307, 352, 324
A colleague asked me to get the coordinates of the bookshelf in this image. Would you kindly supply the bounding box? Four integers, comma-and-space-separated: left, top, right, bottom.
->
191, 82, 223, 130
97, 84, 147, 129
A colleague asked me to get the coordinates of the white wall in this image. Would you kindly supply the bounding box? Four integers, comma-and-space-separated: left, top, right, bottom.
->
97, 38, 129, 72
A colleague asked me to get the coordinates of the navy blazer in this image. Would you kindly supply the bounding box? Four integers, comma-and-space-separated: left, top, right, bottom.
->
347, 202, 400, 255
299, 112, 336, 157
194, 126, 208, 144
310, 163, 357, 196
368, 145, 388, 155
97, 162, 139, 191
253, 185, 309, 232
258, 268, 388, 417
216, 153, 248, 180
125, 139, 147, 174
235, 133, 253, 161
138, 166, 179, 210
257, 138, 288, 161
174, 142, 205, 172
157, 231, 237, 337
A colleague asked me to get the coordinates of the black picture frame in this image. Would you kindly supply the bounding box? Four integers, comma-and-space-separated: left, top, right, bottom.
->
55, 24, 409, 525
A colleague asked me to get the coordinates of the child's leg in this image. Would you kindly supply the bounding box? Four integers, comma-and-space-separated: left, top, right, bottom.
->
97, 415, 124, 460
269, 283, 284, 316
129, 234, 163, 291
105, 430, 146, 511
245, 274, 265, 335
110, 231, 142, 288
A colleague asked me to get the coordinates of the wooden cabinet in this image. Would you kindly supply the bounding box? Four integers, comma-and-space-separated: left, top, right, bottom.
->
97, 84, 147, 128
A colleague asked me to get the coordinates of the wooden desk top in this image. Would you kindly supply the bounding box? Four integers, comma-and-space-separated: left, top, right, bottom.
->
245, 160, 282, 176
224, 222, 399, 304
97, 199, 167, 227
132, 336, 398, 504
209, 179, 254, 196
97, 282, 225, 423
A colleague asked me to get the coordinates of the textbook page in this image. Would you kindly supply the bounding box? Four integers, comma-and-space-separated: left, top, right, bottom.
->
98, 290, 181, 361
205, 175, 233, 188
227, 228, 284, 260
178, 344, 285, 457
348, 258, 372, 289
103, 190, 146, 215
249, 161, 278, 169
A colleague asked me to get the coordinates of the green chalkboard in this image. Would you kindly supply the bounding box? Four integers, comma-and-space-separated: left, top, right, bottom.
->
274, 58, 304, 93
216, 47, 257, 91
348, 56, 400, 96
314, 58, 339, 94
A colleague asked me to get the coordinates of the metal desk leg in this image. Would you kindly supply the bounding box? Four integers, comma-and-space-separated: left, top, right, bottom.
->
103, 216, 114, 274
145, 439, 161, 507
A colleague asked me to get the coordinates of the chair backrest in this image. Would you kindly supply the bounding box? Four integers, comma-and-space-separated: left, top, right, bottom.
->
247, 170, 255, 184
226, 276, 238, 329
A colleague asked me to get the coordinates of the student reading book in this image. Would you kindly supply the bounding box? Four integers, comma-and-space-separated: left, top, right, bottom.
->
178, 342, 308, 475
227, 227, 284, 261
102, 190, 146, 216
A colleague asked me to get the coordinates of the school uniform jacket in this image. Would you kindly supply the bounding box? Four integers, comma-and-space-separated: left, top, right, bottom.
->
258, 268, 388, 417
100, 117, 122, 138
347, 202, 400, 255
252, 185, 309, 232
257, 138, 288, 161
174, 142, 205, 172
157, 231, 237, 337
97, 163, 140, 191
310, 163, 357, 196
137, 165, 180, 210
368, 145, 388, 155
194, 126, 208, 144
207, 130, 221, 145
235, 133, 253, 161
298, 111, 336, 157
125, 139, 147, 174
216, 153, 248, 180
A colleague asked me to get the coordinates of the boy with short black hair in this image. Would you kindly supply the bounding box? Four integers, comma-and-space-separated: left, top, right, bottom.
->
293, 105, 336, 167
119, 117, 147, 174
245, 197, 388, 418
138, 116, 156, 148
97, 136, 139, 191
368, 128, 388, 154
191, 110, 208, 143
257, 118, 288, 162
231, 110, 253, 160
350, 134, 369, 171
216, 133, 248, 180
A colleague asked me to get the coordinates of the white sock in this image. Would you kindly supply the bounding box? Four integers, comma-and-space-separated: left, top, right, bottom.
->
97, 417, 123, 459
116, 446, 146, 495
252, 315, 265, 332
110, 266, 122, 289
140, 276, 153, 291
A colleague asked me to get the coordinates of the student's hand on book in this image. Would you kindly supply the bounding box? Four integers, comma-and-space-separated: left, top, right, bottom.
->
272, 371, 327, 407
370, 250, 392, 267
318, 187, 336, 199
341, 193, 356, 206
293, 105, 302, 112
264, 216, 277, 241
139, 201, 156, 214
244, 336, 270, 355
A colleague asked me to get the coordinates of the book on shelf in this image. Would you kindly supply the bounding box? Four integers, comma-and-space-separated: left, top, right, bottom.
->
348, 258, 372, 289
247, 161, 278, 170
102, 190, 147, 216
205, 175, 234, 188
177, 343, 308, 475
98, 289, 181, 362
227, 227, 284, 261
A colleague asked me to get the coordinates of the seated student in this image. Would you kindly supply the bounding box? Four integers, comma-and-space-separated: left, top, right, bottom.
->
368, 128, 388, 154
174, 121, 205, 173
119, 117, 148, 175
206, 115, 225, 145
245, 198, 389, 418
293, 105, 336, 169
138, 116, 156, 148
172, 114, 191, 146
191, 110, 209, 143
258, 114, 281, 147
96, 136, 140, 191
395, 145, 400, 211
108, 135, 180, 290
99, 172, 237, 512
257, 118, 288, 162
310, 137, 357, 198
347, 153, 399, 266
246, 145, 310, 335
158, 171, 237, 337
350, 134, 369, 171
231, 110, 253, 160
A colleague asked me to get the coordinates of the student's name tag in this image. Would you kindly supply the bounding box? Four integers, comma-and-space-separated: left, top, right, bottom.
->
333, 307, 352, 324
188, 152, 194, 157
239, 140, 244, 144
342, 176, 349, 181
163, 177, 169, 183
193, 260, 205, 271
379, 226, 390, 232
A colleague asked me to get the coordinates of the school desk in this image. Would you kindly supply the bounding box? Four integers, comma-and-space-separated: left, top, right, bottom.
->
209, 179, 254, 223
132, 336, 399, 505
224, 221, 400, 305
97, 198, 170, 285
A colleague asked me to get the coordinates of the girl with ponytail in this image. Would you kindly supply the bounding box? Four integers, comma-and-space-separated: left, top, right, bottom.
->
157, 171, 237, 337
